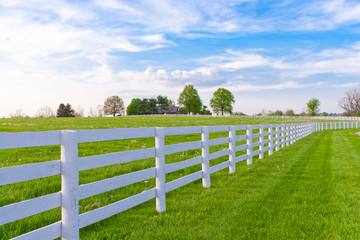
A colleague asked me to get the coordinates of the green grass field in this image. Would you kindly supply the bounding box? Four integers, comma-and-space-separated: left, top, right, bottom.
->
0, 116, 325, 132
1, 117, 359, 239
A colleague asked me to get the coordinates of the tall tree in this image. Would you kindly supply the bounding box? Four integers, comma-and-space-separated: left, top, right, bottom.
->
103, 96, 125, 116
178, 85, 202, 114
127, 98, 142, 115
284, 109, 295, 116
136, 98, 158, 114
338, 88, 360, 116
35, 106, 55, 118
306, 98, 320, 116
148, 98, 158, 114
56, 103, 75, 117
210, 88, 235, 115
268, 110, 283, 116
157, 95, 171, 112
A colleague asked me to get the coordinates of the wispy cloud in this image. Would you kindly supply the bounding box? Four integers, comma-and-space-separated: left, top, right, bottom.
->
1, 0, 360, 116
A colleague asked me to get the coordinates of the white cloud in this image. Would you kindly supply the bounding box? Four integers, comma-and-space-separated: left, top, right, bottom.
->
322, 0, 360, 24
0, 0, 95, 23
331, 82, 360, 88
1, 0, 360, 116
197, 49, 292, 73
285, 47, 360, 77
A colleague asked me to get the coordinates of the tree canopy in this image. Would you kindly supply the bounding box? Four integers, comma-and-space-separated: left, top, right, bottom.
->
178, 85, 202, 114
268, 110, 283, 116
157, 95, 171, 112
338, 88, 360, 116
210, 88, 235, 115
56, 103, 75, 117
103, 96, 125, 117
138, 98, 158, 114
306, 98, 321, 116
127, 96, 174, 115
126, 98, 142, 115
284, 109, 295, 116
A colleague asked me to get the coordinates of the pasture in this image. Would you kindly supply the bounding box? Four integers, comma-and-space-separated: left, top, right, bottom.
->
1, 117, 359, 239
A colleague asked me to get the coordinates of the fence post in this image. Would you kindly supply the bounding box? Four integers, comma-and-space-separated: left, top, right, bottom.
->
275, 126, 280, 151
288, 125, 291, 143
289, 125, 292, 145
247, 125, 253, 164
229, 126, 236, 174
268, 126, 273, 155
302, 124, 305, 138
61, 130, 79, 240
155, 127, 166, 212
259, 126, 264, 159
287, 125, 290, 146
297, 124, 300, 141
281, 125, 285, 148
201, 126, 211, 188
357, 121, 359, 128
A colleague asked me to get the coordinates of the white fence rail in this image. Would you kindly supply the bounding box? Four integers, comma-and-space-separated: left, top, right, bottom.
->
131, 114, 360, 121
0, 122, 358, 239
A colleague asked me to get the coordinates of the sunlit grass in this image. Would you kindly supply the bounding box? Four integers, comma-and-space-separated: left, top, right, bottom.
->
0, 117, 356, 239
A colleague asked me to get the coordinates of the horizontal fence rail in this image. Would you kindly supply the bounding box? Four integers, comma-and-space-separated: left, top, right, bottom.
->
0, 121, 359, 239
130, 114, 360, 121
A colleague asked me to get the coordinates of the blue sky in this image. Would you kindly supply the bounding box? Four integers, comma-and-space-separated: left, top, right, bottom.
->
1, 0, 360, 117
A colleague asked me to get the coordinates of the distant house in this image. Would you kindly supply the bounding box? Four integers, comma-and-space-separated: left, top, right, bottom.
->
158, 106, 179, 115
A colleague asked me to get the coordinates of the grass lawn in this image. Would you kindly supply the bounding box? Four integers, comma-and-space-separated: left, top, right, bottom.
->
0, 116, 328, 132
0, 117, 359, 239
77, 129, 360, 239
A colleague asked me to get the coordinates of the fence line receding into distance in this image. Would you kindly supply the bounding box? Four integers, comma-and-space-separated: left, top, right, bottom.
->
0, 121, 359, 239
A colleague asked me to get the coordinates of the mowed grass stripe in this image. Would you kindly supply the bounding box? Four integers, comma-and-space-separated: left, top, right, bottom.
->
331, 130, 360, 238
77, 130, 360, 239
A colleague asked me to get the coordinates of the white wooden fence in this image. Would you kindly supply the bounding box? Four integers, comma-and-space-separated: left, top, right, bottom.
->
0, 122, 358, 239
131, 114, 360, 121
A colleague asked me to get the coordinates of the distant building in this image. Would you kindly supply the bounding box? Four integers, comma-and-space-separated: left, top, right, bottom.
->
158, 106, 179, 115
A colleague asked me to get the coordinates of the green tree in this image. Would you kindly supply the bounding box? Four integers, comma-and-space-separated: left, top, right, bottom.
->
148, 98, 158, 114
126, 98, 141, 115
210, 88, 235, 115
284, 109, 295, 116
157, 95, 171, 112
104, 96, 125, 116
274, 110, 283, 116
177, 107, 188, 114
268, 110, 283, 116
231, 112, 246, 116
306, 98, 321, 116
199, 105, 211, 115
137, 98, 158, 114
178, 85, 202, 114
56, 103, 75, 117
138, 98, 149, 114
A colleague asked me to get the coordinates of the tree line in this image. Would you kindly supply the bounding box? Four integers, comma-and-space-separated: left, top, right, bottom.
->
124, 85, 235, 116
50, 85, 235, 117
7, 85, 360, 118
